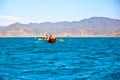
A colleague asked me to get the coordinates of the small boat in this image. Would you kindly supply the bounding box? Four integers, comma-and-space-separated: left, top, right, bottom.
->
45, 35, 56, 43
46, 38, 56, 43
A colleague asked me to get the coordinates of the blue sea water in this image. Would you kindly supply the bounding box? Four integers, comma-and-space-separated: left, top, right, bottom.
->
0, 37, 120, 80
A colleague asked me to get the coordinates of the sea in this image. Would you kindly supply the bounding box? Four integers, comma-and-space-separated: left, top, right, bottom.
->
0, 37, 120, 80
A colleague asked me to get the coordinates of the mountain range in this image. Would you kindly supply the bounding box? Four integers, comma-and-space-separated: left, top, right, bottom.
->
0, 17, 120, 37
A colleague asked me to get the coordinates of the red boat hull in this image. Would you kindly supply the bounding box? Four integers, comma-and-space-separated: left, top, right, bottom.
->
46, 38, 56, 43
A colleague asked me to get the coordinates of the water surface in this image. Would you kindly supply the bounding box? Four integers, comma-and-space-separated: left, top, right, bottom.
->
0, 37, 120, 80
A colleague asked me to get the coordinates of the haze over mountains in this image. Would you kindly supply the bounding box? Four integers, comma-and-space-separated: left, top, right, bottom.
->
0, 17, 120, 37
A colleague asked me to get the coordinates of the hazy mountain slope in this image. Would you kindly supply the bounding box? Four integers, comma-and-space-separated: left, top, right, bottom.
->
0, 17, 120, 37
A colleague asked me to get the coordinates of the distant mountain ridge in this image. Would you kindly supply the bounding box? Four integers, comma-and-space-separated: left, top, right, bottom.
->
0, 17, 120, 37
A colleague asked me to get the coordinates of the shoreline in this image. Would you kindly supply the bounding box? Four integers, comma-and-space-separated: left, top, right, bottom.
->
0, 36, 120, 38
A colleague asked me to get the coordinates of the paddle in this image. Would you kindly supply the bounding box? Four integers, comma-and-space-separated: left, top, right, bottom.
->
59, 39, 64, 42
37, 37, 64, 42
38, 38, 43, 40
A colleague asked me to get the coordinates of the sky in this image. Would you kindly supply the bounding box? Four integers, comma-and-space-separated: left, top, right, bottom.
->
0, 0, 120, 26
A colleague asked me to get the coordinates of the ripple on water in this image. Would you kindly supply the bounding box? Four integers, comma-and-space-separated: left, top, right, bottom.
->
0, 37, 120, 80
102, 72, 120, 80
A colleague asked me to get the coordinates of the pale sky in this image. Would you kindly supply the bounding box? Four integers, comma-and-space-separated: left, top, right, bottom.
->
0, 0, 120, 26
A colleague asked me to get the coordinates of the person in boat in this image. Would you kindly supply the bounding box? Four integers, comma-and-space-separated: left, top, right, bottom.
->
49, 35, 53, 40
49, 35, 56, 43
45, 35, 49, 41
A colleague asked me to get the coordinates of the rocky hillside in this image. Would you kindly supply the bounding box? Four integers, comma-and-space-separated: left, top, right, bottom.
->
0, 17, 120, 37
